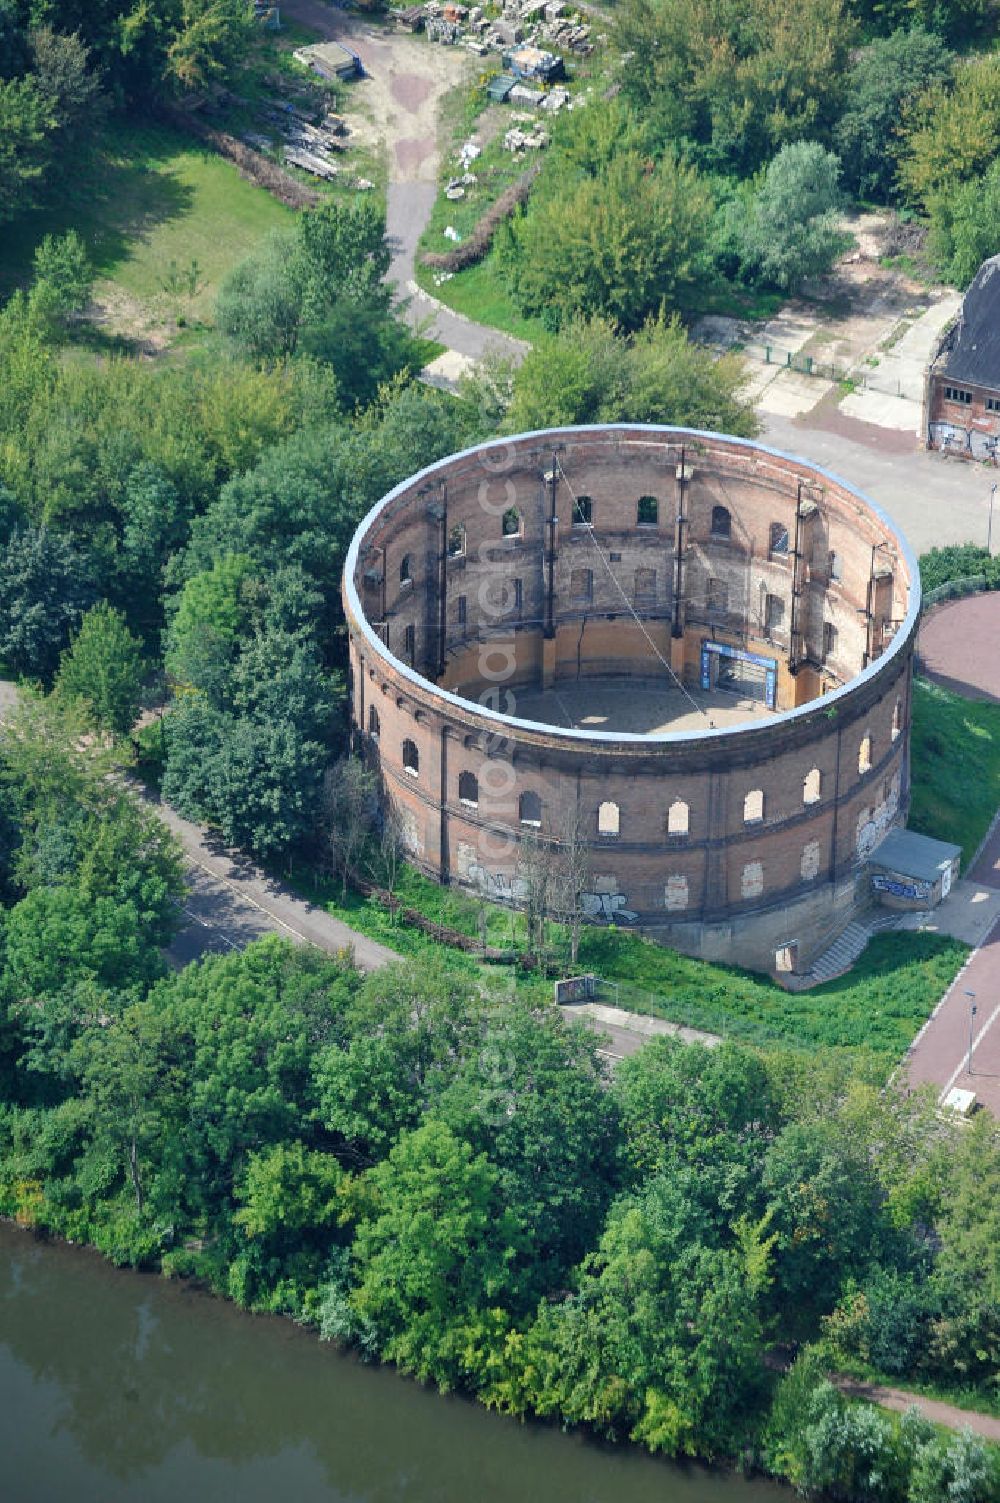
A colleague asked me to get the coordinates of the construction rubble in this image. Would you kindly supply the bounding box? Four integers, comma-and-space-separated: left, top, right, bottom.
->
417, 0, 593, 56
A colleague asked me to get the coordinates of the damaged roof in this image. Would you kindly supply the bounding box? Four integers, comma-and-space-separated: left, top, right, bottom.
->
939, 255, 1000, 391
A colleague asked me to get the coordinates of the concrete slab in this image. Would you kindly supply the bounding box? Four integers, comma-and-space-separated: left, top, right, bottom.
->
895, 879, 1000, 948
420, 348, 476, 392
757, 371, 835, 419
559, 1000, 720, 1060
510, 677, 774, 735
839, 389, 922, 433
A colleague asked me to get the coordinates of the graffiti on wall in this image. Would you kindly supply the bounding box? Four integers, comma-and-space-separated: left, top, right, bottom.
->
856, 772, 901, 858
581, 891, 638, 922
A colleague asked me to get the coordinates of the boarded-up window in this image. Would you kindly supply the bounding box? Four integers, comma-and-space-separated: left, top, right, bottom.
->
571, 567, 593, 602
765, 593, 785, 634
892, 699, 902, 741
598, 800, 620, 836
634, 567, 656, 600
743, 788, 764, 823
456, 594, 467, 625
741, 861, 764, 899
859, 734, 872, 773
800, 840, 821, 880
667, 799, 689, 836
803, 767, 821, 804
664, 874, 689, 910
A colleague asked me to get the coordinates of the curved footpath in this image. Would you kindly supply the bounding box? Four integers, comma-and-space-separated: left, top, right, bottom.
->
279, 0, 528, 363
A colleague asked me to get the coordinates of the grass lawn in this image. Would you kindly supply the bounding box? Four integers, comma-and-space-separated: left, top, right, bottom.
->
288, 856, 967, 1062
909, 677, 1000, 867
0, 119, 293, 341
416, 252, 545, 343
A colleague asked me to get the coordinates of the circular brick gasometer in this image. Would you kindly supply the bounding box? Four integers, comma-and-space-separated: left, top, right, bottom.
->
342, 425, 920, 976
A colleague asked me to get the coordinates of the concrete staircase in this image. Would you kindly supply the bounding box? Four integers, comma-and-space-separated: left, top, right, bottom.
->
785, 913, 901, 990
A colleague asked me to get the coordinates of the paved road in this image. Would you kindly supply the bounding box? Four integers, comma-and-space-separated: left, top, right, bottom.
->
903, 594, 1000, 1111
145, 793, 402, 971
762, 414, 996, 556
919, 595, 1000, 700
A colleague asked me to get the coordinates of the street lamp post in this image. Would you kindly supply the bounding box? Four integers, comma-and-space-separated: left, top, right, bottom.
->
965, 989, 978, 1075
989, 485, 997, 556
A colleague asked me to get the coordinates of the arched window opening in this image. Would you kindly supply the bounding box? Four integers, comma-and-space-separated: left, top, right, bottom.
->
402, 738, 419, 776
637, 495, 658, 526
859, 734, 872, 774
502, 507, 522, 537
803, 767, 821, 804
892, 699, 902, 741
828, 550, 842, 581
448, 524, 466, 558
598, 800, 620, 837
368, 705, 380, 737
399, 553, 412, 584
519, 790, 542, 826
572, 494, 593, 526
458, 770, 479, 806
769, 521, 789, 558
667, 799, 689, 836
743, 788, 764, 824
711, 504, 731, 539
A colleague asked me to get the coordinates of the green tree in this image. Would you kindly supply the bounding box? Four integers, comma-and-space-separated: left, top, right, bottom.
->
724, 142, 846, 292
909, 1429, 996, 1503
165, 554, 253, 702
0, 76, 49, 222
230, 1140, 346, 1313
834, 30, 953, 202
522, 1174, 771, 1455
56, 601, 145, 737
927, 161, 1000, 286
0, 526, 95, 680
436, 1003, 619, 1304
29, 229, 94, 336
898, 54, 1000, 211
500, 315, 757, 436
349, 1119, 525, 1389
507, 151, 716, 330
762, 1115, 889, 1333
614, 0, 853, 174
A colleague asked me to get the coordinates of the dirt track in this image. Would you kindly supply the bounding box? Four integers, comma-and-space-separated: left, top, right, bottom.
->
280, 0, 528, 359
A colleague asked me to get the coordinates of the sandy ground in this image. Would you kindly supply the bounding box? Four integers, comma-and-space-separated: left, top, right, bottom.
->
510, 677, 773, 734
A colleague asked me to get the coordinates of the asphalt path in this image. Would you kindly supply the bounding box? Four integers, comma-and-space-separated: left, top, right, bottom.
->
146, 792, 402, 972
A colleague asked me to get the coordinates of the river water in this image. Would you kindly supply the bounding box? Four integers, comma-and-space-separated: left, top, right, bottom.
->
0, 1222, 786, 1503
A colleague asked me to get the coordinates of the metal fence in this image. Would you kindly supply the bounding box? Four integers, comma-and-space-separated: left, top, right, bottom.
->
742, 342, 924, 403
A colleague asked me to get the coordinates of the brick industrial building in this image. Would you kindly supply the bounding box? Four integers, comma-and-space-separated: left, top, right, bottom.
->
342, 426, 920, 977
925, 254, 1000, 460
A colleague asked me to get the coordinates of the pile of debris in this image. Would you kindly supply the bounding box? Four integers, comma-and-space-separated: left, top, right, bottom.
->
242, 100, 351, 182
418, 0, 593, 56
502, 123, 548, 151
